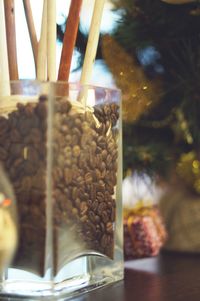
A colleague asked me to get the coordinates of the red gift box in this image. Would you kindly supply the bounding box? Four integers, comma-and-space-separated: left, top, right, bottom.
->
124, 206, 167, 259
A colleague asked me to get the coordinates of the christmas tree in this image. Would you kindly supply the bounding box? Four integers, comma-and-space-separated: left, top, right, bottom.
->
103, 0, 200, 192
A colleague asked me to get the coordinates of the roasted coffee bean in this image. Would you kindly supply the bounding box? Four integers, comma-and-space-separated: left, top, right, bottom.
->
95, 215, 100, 223
102, 211, 109, 223
10, 129, 21, 142
103, 104, 111, 116
88, 210, 96, 223
97, 136, 106, 148
90, 184, 96, 200
100, 234, 108, 248
29, 128, 42, 144
58, 100, 72, 113
36, 101, 47, 119
87, 199, 93, 208
64, 134, 72, 145
71, 134, 79, 145
106, 154, 112, 167
97, 202, 107, 215
72, 127, 81, 137
96, 192, 104, 202
74, 198, 81, 208
64, 168, 72, 184
0, 146, 7, 160
99, 162, 106, 172
85, 172, 93, 184
72, 145, 81, 157
80, 202, 88, 215
0, 117, 9, 136
106, 222, 113, 234
80, 215, 87, 222
74, 118, 82, 128
91, 200, 99, 212
106, 183, 114, 195
102, 149, 107, 160
72, 208, 78, 217
9, 143, 23, 158
72, 187, 78, 200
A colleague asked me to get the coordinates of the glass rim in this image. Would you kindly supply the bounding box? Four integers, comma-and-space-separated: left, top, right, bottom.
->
1, 80, 121, 95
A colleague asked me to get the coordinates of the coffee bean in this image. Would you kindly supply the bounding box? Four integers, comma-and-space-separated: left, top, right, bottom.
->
97, 202, 107, 215
85, 172, 93, 184
0, 146, 7, 160
89, 184, 96, 200
58, 100, 72, 113
72, 145, 81, 157
106, 222, 113, 234
96, 192, 104, 202
88, 210, 96, 223
97, 136, 106, 149
80, 202, 88, 215
80, 215, 87, 222
106, 154, 113, 167
60, 125, 69, 134
64, 168, 72, 184
74, 198, 80, 208
36, 101, 47, 119
10, 129, 21, 142
102, 211, 109, 223
101, 234, 108, 248
74, 118, 82, 128
95, 168, 101, 180
0, 117, 9, 136
91, 200, 99, 212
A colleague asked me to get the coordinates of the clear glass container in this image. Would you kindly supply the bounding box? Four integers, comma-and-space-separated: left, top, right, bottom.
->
0, 80, 123, 300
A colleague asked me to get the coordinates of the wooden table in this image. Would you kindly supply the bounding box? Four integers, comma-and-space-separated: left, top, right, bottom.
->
73, 252, 200, 301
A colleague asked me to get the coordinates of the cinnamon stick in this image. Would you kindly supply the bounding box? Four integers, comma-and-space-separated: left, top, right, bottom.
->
4, 0, 18, 80
58, 0, 82, 81
22, 0, 38, 70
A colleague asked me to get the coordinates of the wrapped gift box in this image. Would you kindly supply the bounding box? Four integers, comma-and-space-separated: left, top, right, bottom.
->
124, 206, 167, 259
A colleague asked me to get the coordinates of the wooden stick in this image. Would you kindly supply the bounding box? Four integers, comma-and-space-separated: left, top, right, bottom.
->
47, 0, 56, 81
37, 0, 47, 81
4, 0, 18, 80
80, 0, 105, 86
22, 0, 38, 70
0, 0, 10, 95
58, 0, 82, 81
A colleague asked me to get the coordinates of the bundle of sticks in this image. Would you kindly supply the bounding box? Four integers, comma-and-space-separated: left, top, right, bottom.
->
0, 0, 105, 93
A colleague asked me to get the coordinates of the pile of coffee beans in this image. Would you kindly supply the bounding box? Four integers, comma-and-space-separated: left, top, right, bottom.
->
0, 99, 47, 275
53, 99, 119, 261
0, 95, 119, 275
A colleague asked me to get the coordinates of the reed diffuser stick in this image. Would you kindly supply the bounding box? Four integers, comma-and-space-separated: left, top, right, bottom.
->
80, 0, 105, 86
58, 0, 82, 81
4, 0, 18, 80
47, 0, 56, 81
0, 0, 10, 95
22, 0, 38, 70
37, 0, 47, 81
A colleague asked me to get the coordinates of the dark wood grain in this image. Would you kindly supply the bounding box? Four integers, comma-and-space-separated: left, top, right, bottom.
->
71, 252, 200, 301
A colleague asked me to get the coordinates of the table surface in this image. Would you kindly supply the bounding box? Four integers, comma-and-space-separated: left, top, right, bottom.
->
73, 251, 200, 301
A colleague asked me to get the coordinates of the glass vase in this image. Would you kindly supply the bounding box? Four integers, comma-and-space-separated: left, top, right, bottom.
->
0, 80, 123, 299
